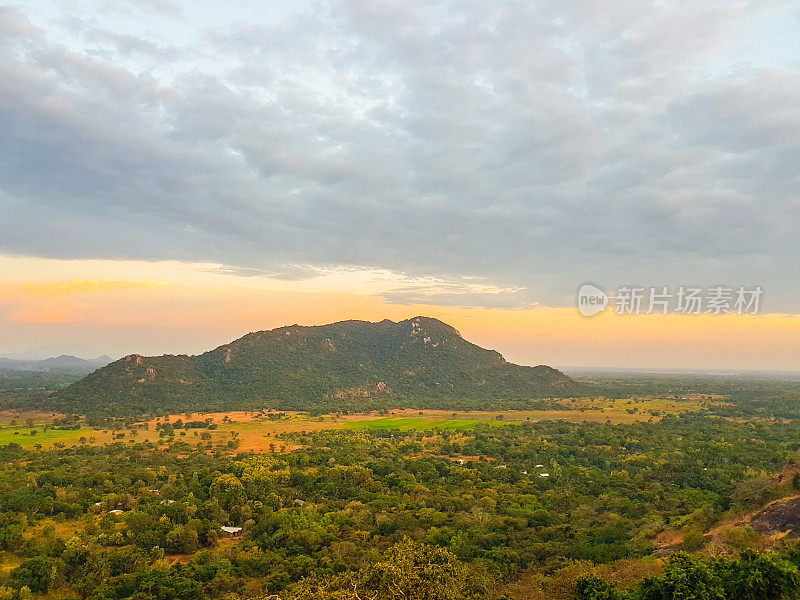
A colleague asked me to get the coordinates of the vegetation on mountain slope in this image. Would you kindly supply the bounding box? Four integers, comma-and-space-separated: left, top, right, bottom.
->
52, 317, 579, 417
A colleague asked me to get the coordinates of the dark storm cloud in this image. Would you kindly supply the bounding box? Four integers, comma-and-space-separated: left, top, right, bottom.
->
1, 1, 799, 309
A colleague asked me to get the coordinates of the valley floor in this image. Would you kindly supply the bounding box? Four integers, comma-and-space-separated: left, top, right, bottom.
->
0, 394, 720, 452
1, 383, 799, 600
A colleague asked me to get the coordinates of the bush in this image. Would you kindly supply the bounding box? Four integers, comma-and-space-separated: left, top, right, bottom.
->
575, 574, 619, 600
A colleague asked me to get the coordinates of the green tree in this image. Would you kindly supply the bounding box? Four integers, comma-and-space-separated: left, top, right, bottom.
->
293, 538, 471, 600
10, 557, 55, 593
363, 538, 468, 600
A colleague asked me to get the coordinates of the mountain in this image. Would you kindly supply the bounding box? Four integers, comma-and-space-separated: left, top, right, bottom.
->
0, 354, 114, 374
53, 317, 579, 416
0, 345, 108, 361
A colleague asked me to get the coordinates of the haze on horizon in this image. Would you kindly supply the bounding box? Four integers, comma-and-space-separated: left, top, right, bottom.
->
2, 1, 800, 371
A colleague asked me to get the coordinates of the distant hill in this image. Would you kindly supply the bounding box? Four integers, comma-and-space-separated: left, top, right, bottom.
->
53, 317, 580, 416
0, 345, 108, 361
0, 354, 113, 374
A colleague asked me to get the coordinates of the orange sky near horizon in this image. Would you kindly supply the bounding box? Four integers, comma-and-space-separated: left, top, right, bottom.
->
1, 255, 798, 371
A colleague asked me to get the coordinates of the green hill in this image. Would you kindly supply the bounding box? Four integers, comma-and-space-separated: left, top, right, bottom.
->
53, 316, 579, 416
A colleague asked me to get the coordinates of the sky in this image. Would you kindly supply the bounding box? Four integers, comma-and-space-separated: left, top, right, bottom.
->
1, 0, 800, 369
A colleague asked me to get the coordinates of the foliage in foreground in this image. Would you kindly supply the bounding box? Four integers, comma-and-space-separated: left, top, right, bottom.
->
1, 409, 800, 600
576, 551, 800, 600
288, 538, 478, 600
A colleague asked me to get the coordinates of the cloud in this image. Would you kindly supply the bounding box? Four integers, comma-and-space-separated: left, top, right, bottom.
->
381, 287, 532, 310
1, 1, 799, 310
130, 0, 182, 20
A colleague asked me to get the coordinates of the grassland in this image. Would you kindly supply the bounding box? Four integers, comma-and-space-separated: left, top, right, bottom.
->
0, 426, 89, 448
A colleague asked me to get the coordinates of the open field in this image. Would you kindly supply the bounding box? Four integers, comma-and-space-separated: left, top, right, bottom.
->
0, 395, 725, 451
0, 409, 64, 425
346, 416, 513, 431
551, 395, 724, 414
0, 427, 89, 448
